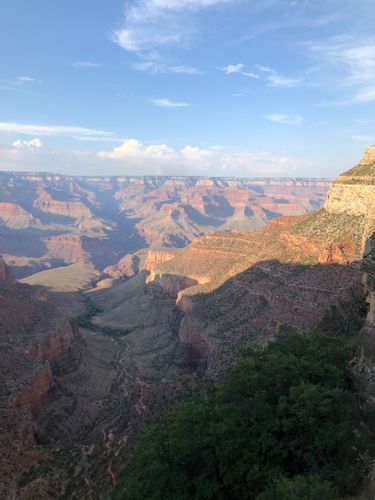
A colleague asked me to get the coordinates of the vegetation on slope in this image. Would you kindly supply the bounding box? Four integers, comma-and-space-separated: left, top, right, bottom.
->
112, 330, 367, 500
292, 208, 365, 246
77, 294, 102, 329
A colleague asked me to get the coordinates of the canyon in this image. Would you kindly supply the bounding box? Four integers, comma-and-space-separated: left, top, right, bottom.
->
0, 172, 329, 282
1, 147, 375, 498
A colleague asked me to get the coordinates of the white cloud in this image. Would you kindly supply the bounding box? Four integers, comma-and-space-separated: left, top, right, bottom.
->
12, 138, 43, 150
308, 39, 375, 103
97, 138, 313, 175
224, 63, 301, 87
17, 76, 42, 84
113, 0, 235, 54
256, 65, 302, 87
0, 122, 115, 139
223, 63, 244, 74
72, 62, 102, 68
266, 114, 304, 125
134, 61, 201, 74
266, 74, 301, 88
151, 98, 189, 108
223, 64, 259, 78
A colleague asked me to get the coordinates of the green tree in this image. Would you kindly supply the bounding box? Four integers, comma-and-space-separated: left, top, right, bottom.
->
113, 332, 364, 500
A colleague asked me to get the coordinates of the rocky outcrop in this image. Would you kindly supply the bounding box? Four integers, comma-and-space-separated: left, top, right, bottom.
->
0, 203, 34, 229
324, 145, 375, 247
0, 276, 78, 416
12, 362, 53, 413
43, 235, 90, 264
33, 188, 92, 219
146, 271, 198, 298
0, 270, 80, 498
27, 319, 78, 362
104, 248, 175, 279
0, 255, 14, 283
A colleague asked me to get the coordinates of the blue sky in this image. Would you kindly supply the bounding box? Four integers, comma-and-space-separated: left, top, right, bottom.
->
0, 0, 375, 177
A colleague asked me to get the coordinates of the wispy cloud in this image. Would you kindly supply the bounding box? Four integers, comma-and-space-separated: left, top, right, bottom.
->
134, 61, 201, 74
266, 114, 304, 125
17, 76, 42, 84
223, 63, 301, 88
12, 138, 43, 150
0, 76, 43, 90
256, 65, 302, 88
0, 122, 115, 139
151, 98, 189, 108
112, 0, 234, 54
308, 38, 375, 103
223, 64, 260, 79
72, 61, 102, 68
97, 138, 313, 175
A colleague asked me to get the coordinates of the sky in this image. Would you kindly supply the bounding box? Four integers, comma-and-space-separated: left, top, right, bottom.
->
0, 0, 375, 178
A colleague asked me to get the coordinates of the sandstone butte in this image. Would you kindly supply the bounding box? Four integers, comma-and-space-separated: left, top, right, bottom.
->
1, 147, 375, 499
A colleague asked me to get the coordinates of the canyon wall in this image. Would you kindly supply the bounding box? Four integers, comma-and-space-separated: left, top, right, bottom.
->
0, 172, 329, 280
0, 268, 80, 497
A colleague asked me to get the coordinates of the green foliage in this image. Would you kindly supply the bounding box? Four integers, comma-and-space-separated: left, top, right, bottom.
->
113, 332, 364, 500
257, 475, 335, 500
315, 291, 368, 340
77, 295, 102, 329
292, 208, 365, 246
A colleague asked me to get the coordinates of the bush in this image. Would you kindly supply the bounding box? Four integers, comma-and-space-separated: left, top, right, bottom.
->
77, 295, 102, 329
113, 332, 364, 500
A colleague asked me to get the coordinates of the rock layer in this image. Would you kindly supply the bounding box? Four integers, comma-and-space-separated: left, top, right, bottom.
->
0, 172, 329, 279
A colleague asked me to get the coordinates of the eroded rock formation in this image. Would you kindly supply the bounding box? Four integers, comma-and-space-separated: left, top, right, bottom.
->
0, 255, 14, 283
0, 203, 35, 229
0, 270, 79, 497
0, 171, 329, 279
33, 188, 92, 219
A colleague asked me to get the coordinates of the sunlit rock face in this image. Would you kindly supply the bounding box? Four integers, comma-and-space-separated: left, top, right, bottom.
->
325, 146, 375, 220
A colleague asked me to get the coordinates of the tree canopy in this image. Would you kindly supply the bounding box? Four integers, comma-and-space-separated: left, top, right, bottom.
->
113, 331, 365, 500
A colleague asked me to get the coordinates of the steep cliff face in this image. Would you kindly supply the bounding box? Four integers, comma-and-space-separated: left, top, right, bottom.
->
0, 271, 80, 498
146, 272, 198, 298
0, 255, 14, 283
104, 248, 175, 279
325, 146, 375, 216
43, 235, 90, 264
318, 145, 375, 249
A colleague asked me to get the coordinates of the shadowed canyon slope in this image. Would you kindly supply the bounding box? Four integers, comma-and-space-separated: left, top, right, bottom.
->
2, 148, 375, 499
0, 172, 329, 282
